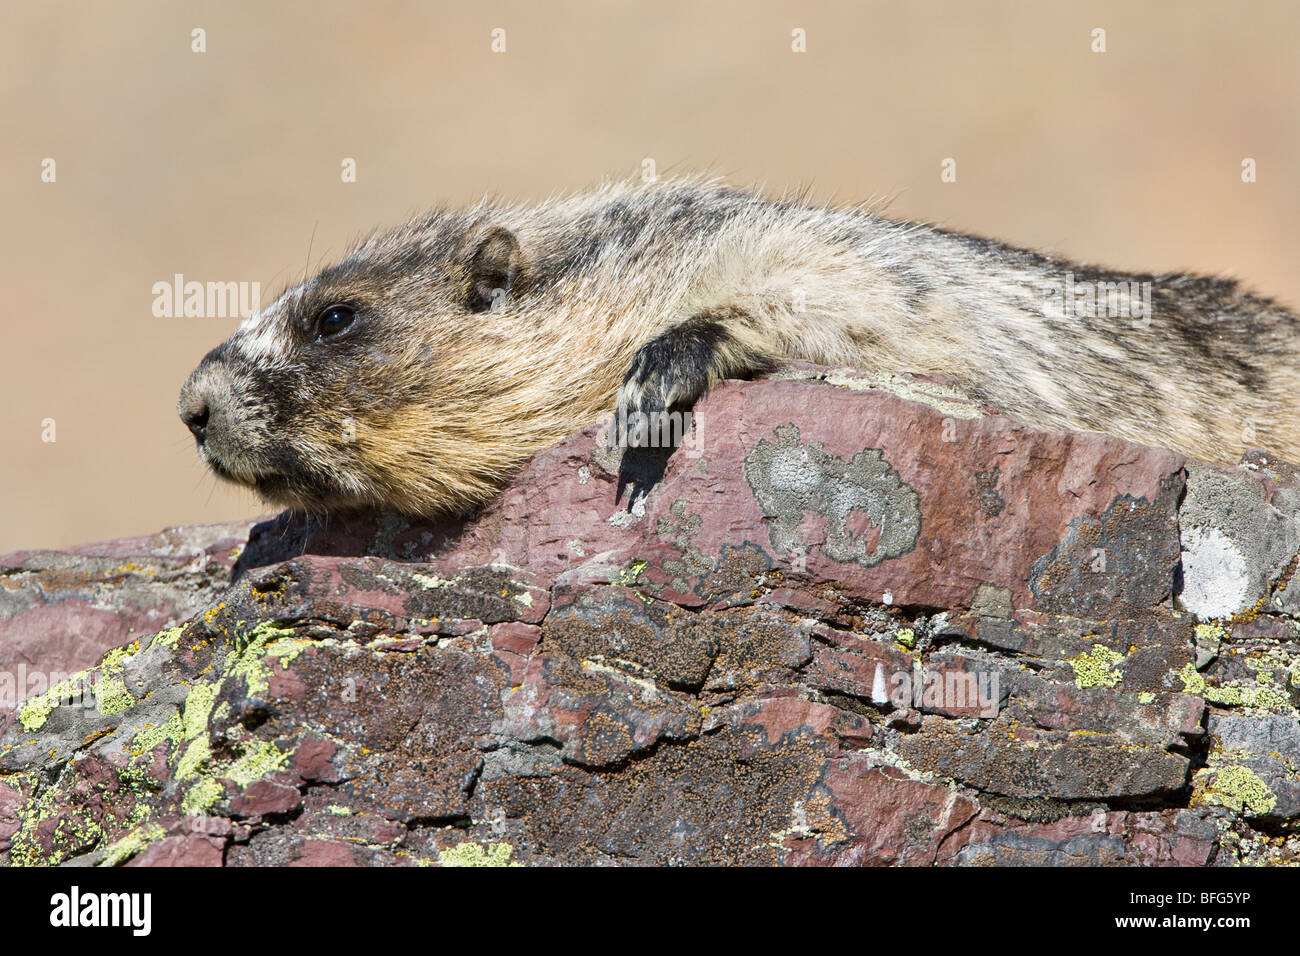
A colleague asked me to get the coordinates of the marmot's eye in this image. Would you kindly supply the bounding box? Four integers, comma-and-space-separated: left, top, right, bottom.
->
315, 304, 357, 341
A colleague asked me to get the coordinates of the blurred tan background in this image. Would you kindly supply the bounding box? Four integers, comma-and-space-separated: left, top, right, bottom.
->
3, 0, 1297, 550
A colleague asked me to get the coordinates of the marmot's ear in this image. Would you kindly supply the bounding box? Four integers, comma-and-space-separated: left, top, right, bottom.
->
460, 224, 525, 312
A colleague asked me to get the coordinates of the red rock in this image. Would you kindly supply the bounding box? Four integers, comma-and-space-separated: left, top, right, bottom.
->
789, 762, 979, 866
0, 521, 257, 692
230, 779, 303, 818
290, 839, 359, 867
127, 833, 225, 867
0, 781, 22, 850
488, 622, 541, 656
292, 736, 341, 784
4, 368, 1296, 867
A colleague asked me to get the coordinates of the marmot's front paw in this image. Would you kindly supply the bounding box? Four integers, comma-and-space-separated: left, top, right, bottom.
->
614, 330, 712, 448
612, 311, 776, 449
615, 354, 684, 444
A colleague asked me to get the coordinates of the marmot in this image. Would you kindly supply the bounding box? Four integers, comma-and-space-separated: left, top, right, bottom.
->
178, 175, 1300, 515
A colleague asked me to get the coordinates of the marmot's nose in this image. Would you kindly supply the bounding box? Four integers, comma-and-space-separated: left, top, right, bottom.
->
179, 397, 210, 443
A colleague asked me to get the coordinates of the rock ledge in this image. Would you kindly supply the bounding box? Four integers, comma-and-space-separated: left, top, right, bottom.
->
2, 367, 1298, 866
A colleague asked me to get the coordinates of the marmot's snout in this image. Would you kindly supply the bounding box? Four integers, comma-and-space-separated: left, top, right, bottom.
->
179, 354, 225, 465
177, 346, 271, 491
177, 388, 208, 444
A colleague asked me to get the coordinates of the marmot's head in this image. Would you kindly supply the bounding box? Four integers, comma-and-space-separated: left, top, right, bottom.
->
178, 212, 537, 515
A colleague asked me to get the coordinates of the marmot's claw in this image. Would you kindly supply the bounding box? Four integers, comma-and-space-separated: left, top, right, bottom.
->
615, 371, 682, 448
614, 316, 728, 448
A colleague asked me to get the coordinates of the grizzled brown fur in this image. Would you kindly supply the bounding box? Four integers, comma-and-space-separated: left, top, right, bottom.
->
178, 175, 1300, 516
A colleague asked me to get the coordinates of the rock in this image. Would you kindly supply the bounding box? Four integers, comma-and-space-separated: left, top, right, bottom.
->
1196, 713, 1300, 820
1179, 462, 1300, 619
0, 520, 258, 711
3, 366, 1299, 866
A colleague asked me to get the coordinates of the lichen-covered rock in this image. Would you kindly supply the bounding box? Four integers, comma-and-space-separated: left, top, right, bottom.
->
2, 366, 1298, 866
1178, 458, 1300, 620
0, 520, 258, 710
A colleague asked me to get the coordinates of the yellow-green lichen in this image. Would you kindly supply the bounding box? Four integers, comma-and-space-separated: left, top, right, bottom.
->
1253, 685, 1291, 710
151, 625, 185, 650
265, 636, 314, 669
226, 740, 289, 787
895, 628, 916, 650
98, 823, 166, 866
7, 614, 320, 865
93, 676, 135, 716
1201, 765, 1278, 816
176, 735, 289, 816
180, 777, 223, 816
129, 693, 217, 760
17, 674, 90, 732
1178, 662, 1245, 704
615, 560, 648, 588
99, 642, 140, 669
229, 621, 303, 696
89, 642, 141, 716
19, 641, 144, 729
1178, 663, 1207, 694
1069, 644, 1124, 688
130, 713, 184, 755
1177, 661, 1294, 710
181, 681, 217, 739
8, 759, 138, 866
1194, 623, 1226, 644
176, 737, 212, 781
437, 841, 521, 867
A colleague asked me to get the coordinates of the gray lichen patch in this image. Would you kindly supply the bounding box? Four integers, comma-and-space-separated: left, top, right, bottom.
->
743, 424, 920, 568
1029, 482, 1182, 619
1178, 463, 1300, 620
